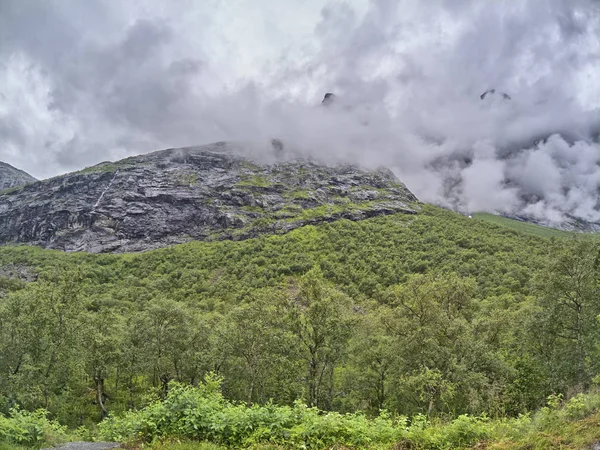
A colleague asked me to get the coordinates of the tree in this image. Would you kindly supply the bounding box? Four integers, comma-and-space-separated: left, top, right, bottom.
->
82, 307, 123, 419
533, 239, 600, 391
340, 307, 396, 414
219, 294, 299, 404
384, 273, 503, 415
0, 271, 86, 419
286, 267, 355, 409
137, 297, 192, 396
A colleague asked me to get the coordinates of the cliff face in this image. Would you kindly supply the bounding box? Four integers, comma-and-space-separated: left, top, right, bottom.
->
0, 143, 418, 253
0, 161, 37, 191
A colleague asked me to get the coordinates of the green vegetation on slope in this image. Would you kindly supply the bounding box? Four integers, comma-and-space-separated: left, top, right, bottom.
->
4, 387, 600, 449
472, 212, 586, 239
1, 204, 600, 449
89, 383, 600, 449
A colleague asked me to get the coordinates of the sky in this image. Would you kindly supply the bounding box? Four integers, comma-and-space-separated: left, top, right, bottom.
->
2, 0, 600, 223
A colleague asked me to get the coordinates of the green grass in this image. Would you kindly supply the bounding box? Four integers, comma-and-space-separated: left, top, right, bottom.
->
472, 212, 588, 239
286, 189, 309, 200
0, 186, 24, 196
486, 394, 600, 449
236, 175, 272, 188
0, 443, 29, 450
77, 160, 133, 174
149, 443, 226, 450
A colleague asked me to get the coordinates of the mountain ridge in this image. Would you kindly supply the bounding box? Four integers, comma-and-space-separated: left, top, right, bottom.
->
0, 142, 418, 253
0, 161, 37, 191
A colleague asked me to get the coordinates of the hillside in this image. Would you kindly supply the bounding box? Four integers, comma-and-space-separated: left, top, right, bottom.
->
1, 199, 600, 448
0, 143, 416, 253
0, 161, 36, 191
1, 149, 600, 449
472, 212, 589, 239
0, 205, 574, 421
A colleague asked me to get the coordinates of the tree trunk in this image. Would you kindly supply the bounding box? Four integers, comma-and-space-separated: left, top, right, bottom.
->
378, 369, 386, 410
95, 371, 108, 419
160, 373, 171, 398
576, 304, 586, 387
128, 375, 135, 409
308, 354, 318, 407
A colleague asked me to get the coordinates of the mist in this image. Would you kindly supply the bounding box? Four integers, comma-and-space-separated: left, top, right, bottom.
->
1, 0, 600, 224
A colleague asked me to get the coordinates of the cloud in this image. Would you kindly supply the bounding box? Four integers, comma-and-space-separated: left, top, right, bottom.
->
1, 0, 600, 225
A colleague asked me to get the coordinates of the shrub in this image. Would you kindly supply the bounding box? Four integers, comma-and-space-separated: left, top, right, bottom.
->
98, 380, 405, 449
0, 408, 69, 448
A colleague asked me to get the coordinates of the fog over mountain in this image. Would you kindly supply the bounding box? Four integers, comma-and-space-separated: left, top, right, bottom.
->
2, 0, 600, 225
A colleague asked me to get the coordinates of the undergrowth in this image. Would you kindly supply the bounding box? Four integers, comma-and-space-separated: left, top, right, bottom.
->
0, 409, 70, 448
96, 379, 600, 450
2, 375, 600, 449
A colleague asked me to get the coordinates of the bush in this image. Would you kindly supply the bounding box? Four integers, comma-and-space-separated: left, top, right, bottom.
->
406, 414, 490, 450
98, 380, 405, 449
0, 408, 69, 448
436, 415, 491, 449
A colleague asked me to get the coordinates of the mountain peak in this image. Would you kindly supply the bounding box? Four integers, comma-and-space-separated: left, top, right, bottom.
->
0, 142, 418, 253
0, 161, 37, 191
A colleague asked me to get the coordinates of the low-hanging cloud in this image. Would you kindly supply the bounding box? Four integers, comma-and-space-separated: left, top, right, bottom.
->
2, 0, 600, 225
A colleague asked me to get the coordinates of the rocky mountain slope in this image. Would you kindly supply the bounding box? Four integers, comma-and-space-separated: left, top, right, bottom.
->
0, 142, 418, 253
0, 161, 37, 191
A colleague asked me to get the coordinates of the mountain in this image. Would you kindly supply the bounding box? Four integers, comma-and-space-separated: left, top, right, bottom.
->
0, 153, 594, 437
0, 142, 417, 253
0, 161, 36, 191
500, 212, 600, 233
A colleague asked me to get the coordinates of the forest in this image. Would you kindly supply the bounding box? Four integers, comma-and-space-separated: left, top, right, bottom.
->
1, 205, 600, 449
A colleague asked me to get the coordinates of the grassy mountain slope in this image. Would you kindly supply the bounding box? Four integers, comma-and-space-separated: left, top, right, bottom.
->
472, 212, 589, 239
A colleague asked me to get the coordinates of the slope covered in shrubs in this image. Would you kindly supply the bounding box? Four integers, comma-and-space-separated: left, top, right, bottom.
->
2, 205, 600, 450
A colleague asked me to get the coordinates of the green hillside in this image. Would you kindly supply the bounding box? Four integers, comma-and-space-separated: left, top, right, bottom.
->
472, 212, 588, 239
1, 205, 600, 448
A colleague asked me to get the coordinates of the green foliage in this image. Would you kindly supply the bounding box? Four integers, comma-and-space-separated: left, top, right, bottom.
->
98, 380, 414, 449
1, 204, 599, 433
532, 239, 600, 390
149, 442, 226, 450
176, 172, 198, 187
404, 414, 491, 450
486, 392, 600, 449
0, 408, 69, 448
236, 175, 272, 188
78, 161, 132, 174
287, 267, 354, 409
100, 384, 600, 449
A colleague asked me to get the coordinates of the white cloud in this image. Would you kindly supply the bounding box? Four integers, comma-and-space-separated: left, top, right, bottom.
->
1, 0, 600, 224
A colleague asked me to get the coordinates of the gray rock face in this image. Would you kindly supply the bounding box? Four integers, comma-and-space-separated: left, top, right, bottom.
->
0, 142, 418, 253
0, 161, 36, 191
